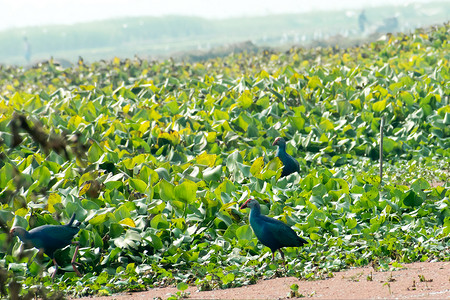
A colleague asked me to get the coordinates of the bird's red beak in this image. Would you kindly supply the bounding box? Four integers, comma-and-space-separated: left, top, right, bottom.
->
240, 199, 251, 209
272, 138, 279, 146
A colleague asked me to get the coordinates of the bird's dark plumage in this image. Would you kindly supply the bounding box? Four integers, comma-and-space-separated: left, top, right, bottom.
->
240, 199, 307, 261
273, 137, 300, 177
10, 213, 82, 278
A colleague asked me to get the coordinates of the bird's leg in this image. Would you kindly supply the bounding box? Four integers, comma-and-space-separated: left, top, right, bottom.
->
278, 249, 287, 272
279, 249, 285, 261
71, 241, 82, 277
52, 258, 59, 279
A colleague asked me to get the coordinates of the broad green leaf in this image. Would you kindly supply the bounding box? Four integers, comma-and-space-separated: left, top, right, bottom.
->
174, 180, 197, 203
159, 179, 175, 201
319, 119, 334, 131
47, 193, 61, 213
345, 218, 357, 229
155, 167, 170, 181
128, 178, 147, 193
150, 214, 169, 229
119, 218, 136, 228
32, 165, 51, 186
250, 157, 264, 177
307, 76, 323, 89
148, 234, 163, 250
262, 157, 282, 180
202, 165, 222, 182
177, 282, 189, 291
372, 99, 387, 112
237, 90, 252, 109
158, 130, 180, 146
383, 137, 396, 153
214, 109, 229, 120
196, 152, 217, 167
88, 142, 103, 163
349, 98, 362, 110
289, 116, 305, 131
399, 91, 414, 106
140, 165, 160, 185
236, 224, 253, 241
89, 213, 110, 225
402, 190, 423, 207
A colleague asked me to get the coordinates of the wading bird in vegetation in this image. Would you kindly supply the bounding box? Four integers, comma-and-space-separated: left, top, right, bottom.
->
10, 213, 82, 278
240, 199, 307, 262
273, 137, 300, 177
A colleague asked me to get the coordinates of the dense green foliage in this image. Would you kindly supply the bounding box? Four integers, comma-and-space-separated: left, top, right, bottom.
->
0, 23, 449, 298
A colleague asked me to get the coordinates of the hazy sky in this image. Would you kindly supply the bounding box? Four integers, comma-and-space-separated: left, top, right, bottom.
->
0, 0, 438, 30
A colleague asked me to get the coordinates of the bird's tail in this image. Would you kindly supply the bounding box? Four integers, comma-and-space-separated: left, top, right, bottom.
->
299, 236, 309, 246
67, 213, 77, 227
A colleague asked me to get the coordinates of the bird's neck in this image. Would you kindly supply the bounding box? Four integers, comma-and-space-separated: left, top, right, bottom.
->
276, 145, 286, 156
16, 228, 31, 243
249, 204, 262, 223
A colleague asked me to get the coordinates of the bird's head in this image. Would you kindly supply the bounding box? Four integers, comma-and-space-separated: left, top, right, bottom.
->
240, 198, 259, 209
10, 227, 27, 239
272, 137, 286, 147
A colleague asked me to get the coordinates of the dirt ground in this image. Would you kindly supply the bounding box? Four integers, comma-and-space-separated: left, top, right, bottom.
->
75, 261, 450, 299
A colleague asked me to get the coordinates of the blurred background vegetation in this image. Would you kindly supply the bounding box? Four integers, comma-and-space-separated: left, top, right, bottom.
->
0, 1, 449, 66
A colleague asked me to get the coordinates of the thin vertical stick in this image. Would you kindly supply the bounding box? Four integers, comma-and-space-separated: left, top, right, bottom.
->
379, 116, 385, 186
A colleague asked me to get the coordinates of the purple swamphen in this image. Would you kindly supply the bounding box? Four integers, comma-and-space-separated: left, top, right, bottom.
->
240, 199, 307, 261
10, 213, 82, 278
273, 137, 300, 177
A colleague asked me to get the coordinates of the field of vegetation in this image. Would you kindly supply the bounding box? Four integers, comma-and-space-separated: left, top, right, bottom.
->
0, 22, 449, 298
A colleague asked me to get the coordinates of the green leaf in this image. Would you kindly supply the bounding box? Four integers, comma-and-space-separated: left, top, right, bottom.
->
159, 179, 175, 201
399, 91, 414, 106
383, 137, 396, 153
196, 152, 217, 167
262, 157, 282, 180
150, 214, 169, 229
310, 232, 320, 241
175, 180, 197, 203
372, 99, 387, 112
110, 223, 124, 238
345, 218, 357, 229
237, 90, 253, 109
250, 157, 264, 177
87, 142, 103, 163
155, 167, 170, 181
177, 282, 189, 291
236, 224, 253, 241
402, 190, 424, 207
148, 234, 163, 250
32, 165, 51, 186
202, 165, 222, 182
47, 193, 61, 213
128, 178, 148, 193
89, 213, 110, 225
308, 76, 323, 89
222, 273, 235, 285
319, 119, 334, 131
289, 116, 305, 131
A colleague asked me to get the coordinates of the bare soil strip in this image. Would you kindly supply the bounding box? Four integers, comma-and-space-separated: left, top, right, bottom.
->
75, 261, 449, 299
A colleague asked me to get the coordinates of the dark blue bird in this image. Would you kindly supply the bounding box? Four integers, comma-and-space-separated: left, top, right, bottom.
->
273, 137, 300, 177
240, 199, 308, 261
10, 213, 82, 278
